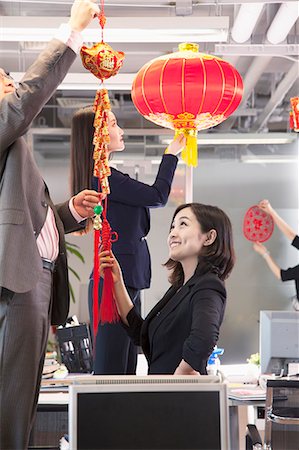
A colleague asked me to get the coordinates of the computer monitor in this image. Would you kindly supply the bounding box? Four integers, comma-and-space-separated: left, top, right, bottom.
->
259, 310, 299, 375
69, 375, 230, 450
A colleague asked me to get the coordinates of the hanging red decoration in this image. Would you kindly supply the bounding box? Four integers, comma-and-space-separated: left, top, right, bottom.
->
80, 3, 124, 332
290, 97, 299, 132
81, 42, 124, 82
243, 205, 274, 243
131, 43, 243, 167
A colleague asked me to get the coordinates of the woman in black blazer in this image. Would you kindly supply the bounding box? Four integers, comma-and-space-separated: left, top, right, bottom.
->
100, 202, 235, 375
70, 107, 185, 374
253, 199, 299, 311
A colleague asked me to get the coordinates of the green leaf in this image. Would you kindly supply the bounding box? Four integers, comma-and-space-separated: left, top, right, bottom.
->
66, 246, 85, 263
69, 282, 75, 304
68, 266, 81, 282
65, 241, 80, 249
66, 242, 85, 303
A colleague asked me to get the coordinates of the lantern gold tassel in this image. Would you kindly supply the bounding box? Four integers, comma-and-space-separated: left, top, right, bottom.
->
176, 129, 198, 167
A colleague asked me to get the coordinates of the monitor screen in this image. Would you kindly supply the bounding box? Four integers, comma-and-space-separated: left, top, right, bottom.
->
69, 376, 229, 450
259, 310, 299, 375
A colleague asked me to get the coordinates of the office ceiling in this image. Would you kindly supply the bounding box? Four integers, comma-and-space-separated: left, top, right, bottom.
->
0, 0, 298, 160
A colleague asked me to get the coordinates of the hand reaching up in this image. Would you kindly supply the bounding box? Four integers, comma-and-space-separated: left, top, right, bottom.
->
165, 133, 186, 156
253, 241, 268, 256
69, 0, 100, 32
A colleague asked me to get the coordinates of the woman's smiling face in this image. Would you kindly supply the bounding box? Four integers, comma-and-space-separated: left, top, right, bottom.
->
167, 207, 208, 264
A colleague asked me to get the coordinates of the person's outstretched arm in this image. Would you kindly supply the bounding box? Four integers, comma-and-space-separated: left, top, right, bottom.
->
253, 241, 281, 280
0, 0, 99, 152
107, 134, 186, 208
258, 199, 296, 242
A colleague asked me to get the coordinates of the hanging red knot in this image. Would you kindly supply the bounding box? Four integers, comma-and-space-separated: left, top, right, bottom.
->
99, 204, 119, 324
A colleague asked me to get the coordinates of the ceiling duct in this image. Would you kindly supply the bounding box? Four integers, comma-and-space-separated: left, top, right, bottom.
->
267, 2, 299, 44
231, 2, 264, 43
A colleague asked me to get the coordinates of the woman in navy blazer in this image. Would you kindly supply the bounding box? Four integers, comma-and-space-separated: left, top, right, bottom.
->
100, 203, 235, 374
70, 107, 185, 374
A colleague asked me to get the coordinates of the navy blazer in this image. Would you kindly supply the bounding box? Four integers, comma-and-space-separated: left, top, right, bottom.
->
125, 272, 227, 374
92, 154, 178, 289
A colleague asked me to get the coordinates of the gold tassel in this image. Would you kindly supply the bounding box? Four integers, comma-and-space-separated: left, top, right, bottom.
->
176, 129, 198, 167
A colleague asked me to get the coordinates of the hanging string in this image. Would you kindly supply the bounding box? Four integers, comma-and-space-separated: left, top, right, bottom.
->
99, 0, 106, 42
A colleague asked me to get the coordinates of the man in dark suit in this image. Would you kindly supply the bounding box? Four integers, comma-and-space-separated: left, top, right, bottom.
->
0, 1, 100, 448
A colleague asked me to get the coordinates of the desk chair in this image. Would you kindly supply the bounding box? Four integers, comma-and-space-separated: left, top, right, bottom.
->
246, 378, 299, 450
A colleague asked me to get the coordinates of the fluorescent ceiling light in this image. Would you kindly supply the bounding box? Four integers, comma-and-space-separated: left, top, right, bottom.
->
1, 16, 228, 43
161, 133, 297, 145
231, 3, 264, 43
241, 155, 298, 164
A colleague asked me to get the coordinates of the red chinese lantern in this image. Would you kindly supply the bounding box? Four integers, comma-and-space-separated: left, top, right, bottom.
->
132, 43, 243, 166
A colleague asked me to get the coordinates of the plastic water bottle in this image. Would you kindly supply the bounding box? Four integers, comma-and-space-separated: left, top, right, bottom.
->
207, 346, 224, 376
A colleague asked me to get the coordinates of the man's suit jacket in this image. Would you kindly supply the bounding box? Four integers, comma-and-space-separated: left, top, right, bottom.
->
125, 272, 227, 374
91, 154, 178, 290
0, 39, 83, 324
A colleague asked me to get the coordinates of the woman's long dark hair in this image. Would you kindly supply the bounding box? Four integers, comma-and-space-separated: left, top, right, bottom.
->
164, 203, 235, 288
70, 106, 95, 196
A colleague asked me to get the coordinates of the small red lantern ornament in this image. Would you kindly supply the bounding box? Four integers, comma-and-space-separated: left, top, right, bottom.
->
132, 43, 243, 167
290, 97, 299, 132
81, 42, 124, 82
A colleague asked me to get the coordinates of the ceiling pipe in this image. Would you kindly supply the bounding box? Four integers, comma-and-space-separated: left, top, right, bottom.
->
231, 2, 264, 43
252, 60, 299, 132
241, 55, 273, 105
220, 55, 272, 131
267, 2, 299, 44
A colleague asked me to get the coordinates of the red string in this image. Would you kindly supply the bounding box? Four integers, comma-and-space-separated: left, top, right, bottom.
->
93, 195, 119, 345
93, 228, 100, 340
99, 198, 120, 324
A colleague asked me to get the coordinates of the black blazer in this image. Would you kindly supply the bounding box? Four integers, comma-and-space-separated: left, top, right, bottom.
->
281, 235, 299, 299
125, 272, 227, 374
92, 154, 178, 289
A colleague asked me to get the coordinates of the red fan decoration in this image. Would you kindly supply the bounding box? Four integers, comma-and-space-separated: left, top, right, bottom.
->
243, 205, 274, 242
80, 1, 124, 334
290, 97, 299, 132
131, 43, 243, 167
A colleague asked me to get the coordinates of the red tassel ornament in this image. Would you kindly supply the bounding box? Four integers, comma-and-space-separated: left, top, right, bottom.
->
98, 202, 119, 324
80, 3, 124, 333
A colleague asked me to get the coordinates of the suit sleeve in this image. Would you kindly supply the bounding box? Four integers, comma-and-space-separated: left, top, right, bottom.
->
291, 235, 299, 250
55, 201, 86, 234
0, 39, 76, 153
121, 306, 144, 346
107, 154, 178, 207
182, 286, 226, 372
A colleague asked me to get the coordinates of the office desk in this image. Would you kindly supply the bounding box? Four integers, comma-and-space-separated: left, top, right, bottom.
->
229, 397, 265, 450
29, 392, 68, 449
